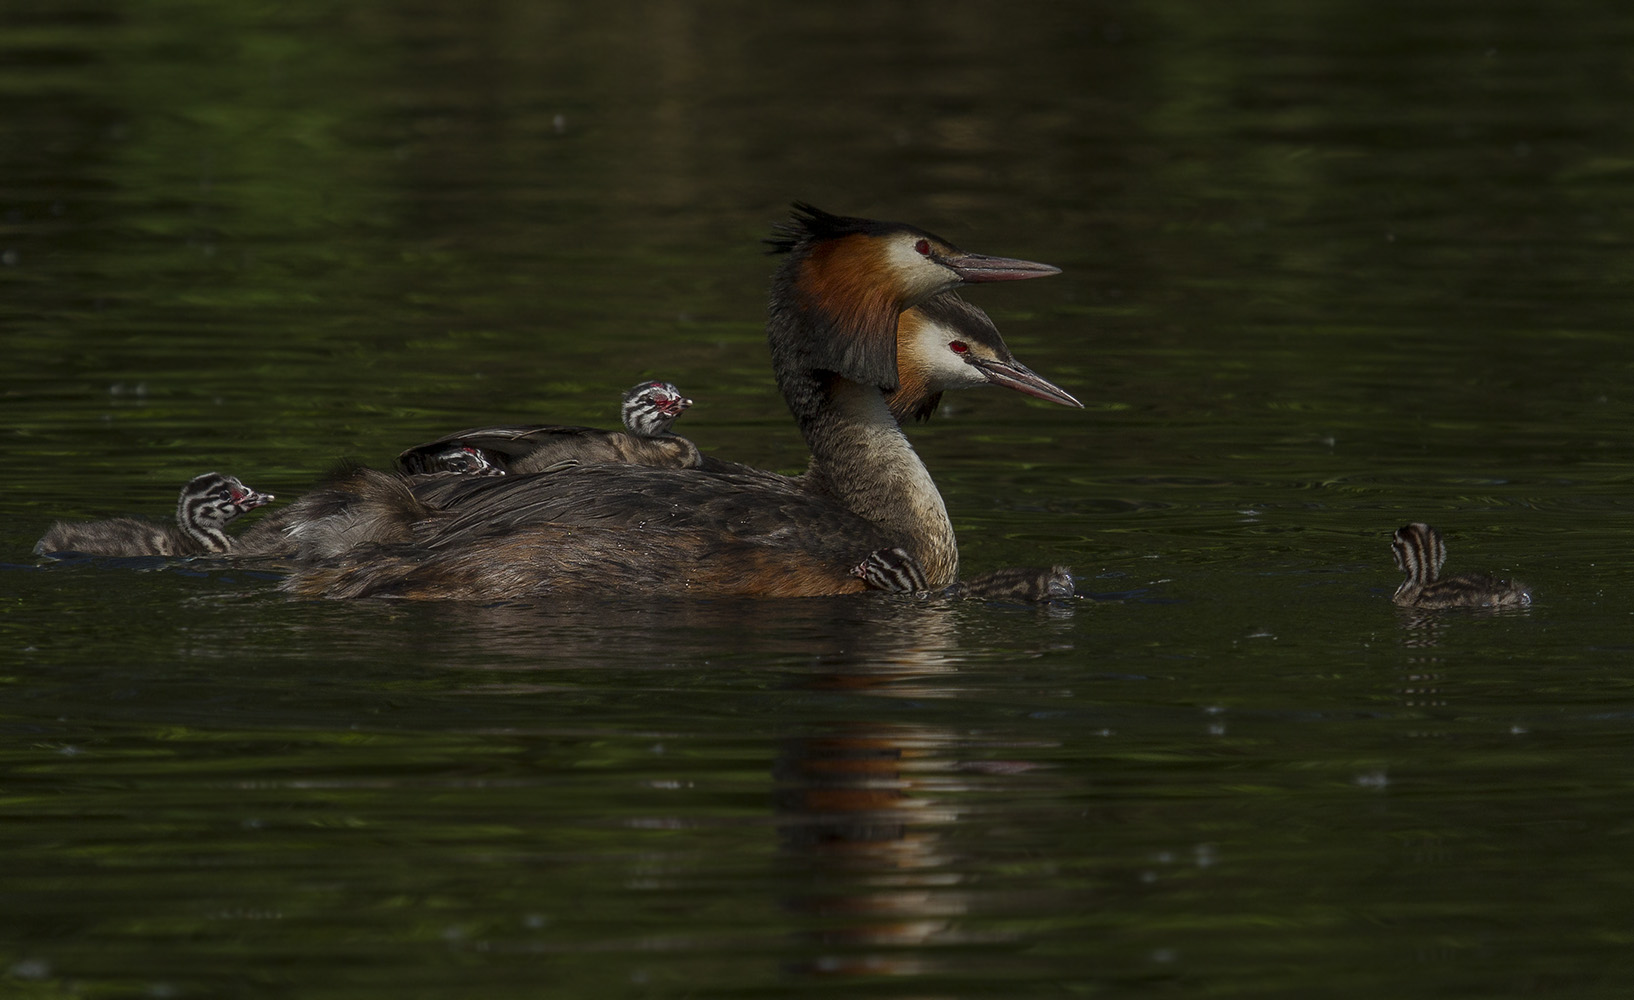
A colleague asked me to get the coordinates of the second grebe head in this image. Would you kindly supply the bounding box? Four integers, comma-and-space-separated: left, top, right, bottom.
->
621, 381, 693, 437
888, 292, 1082, 423
766, 203, 1060, 394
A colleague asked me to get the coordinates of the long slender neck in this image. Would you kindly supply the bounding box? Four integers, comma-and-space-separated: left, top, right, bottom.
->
766, 238, 963, 587
778, 365, 958, 588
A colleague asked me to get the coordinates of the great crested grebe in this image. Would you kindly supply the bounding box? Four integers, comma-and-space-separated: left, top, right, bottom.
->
397, 380, 700, 476
281, 204, 1071, 600
244, 288, 1079, 575
1391, 522, 1531, 609
35, 472, 273, 558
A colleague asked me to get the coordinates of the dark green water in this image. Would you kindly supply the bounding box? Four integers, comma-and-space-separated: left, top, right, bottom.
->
6, 1, 1634, 996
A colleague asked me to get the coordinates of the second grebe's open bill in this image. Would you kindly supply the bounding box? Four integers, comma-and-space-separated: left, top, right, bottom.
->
947, 252, 1062, 283
970, 356, 1083, 408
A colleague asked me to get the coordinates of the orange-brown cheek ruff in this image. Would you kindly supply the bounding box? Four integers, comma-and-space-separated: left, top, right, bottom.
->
795, 235, 910, 389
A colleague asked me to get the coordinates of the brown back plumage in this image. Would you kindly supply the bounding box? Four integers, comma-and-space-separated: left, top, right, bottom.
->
276, 465, 442, 562
284, 521, 870, 600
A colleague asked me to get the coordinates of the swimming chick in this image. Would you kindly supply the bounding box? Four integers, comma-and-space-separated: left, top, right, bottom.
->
1391, 522, 1531, 609
35, 472, 273, 558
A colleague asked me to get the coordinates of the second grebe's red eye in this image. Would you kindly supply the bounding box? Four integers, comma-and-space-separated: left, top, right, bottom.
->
949, 341, 969, 354
914, 239, 931, 256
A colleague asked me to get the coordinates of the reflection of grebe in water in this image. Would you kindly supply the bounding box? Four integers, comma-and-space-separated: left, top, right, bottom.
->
1391, 522, 1531, 609
279, 205, 1078, 601
397, 380, 701, 476
35, 472, 274, 558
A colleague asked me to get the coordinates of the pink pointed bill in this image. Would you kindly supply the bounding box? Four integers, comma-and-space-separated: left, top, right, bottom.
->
970, 357, 1082, 408
948, 252, 1062, 283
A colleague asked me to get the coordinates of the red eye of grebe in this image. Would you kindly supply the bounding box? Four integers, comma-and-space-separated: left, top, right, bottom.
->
949, 341, 969, 354
914, 239, 931, 256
